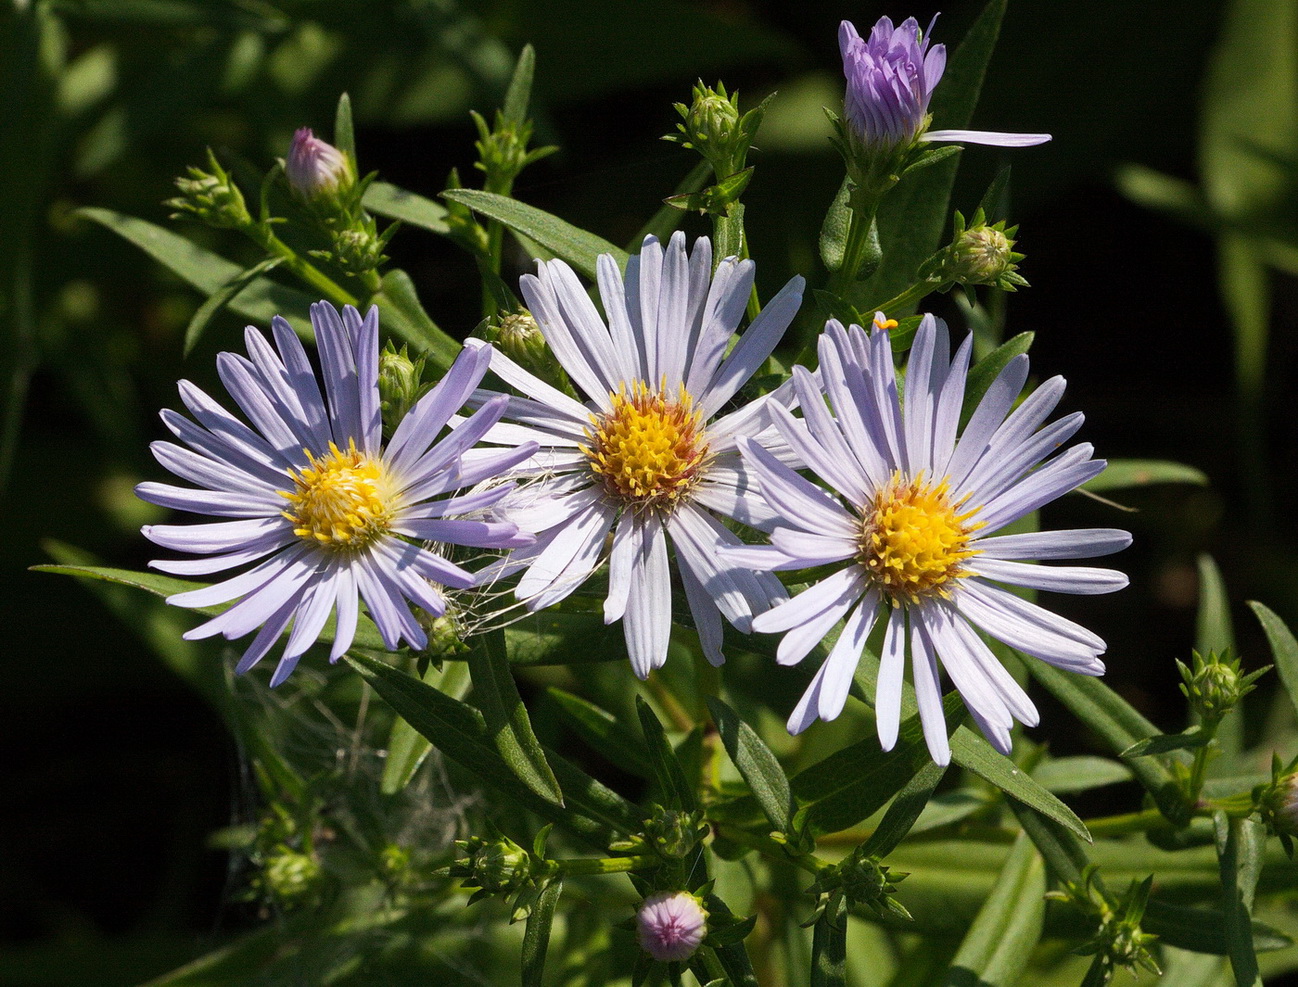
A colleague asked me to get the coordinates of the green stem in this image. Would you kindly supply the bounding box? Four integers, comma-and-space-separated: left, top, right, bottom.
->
826, 195, 879, 299
1084, 808, 1173, 839
714, 824, 830, 876
251, 227, 358, 308
868, 277, 950, 318
557, 854, 658, 877
1187, 721, 1219, 803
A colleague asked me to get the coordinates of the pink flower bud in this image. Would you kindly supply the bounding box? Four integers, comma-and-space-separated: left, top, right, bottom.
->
286, 127, 354, 202
636, 891, 708, 962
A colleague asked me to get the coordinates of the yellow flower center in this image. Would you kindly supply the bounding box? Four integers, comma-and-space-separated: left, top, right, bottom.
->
281, 441, 393, 550
859, 472, 982, 603
583, 381, 710, 510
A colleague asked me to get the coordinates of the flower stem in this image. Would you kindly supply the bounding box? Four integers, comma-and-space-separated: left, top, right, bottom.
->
251, 226, 359, 308
557, 854, 658, 877
868, 277, 949, 318
714, 824, 830, 875
826, 195, 880, 299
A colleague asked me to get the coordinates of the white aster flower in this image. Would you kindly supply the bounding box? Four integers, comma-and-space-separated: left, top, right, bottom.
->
734, 315, 1129, 764
137, 302, 536, 685
476, 232, 805, 677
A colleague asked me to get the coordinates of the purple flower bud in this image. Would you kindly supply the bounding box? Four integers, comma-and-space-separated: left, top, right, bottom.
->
286, 127, 355, 202
839, 15, 945, 151
838, 15, 1050, 152
636, 891, 708, 962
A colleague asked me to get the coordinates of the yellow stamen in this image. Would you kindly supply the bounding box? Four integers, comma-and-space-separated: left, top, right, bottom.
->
859, 471, 983, 603
873, 315, 899, 331
281, 440, 392, 550
582, 381, 710, 510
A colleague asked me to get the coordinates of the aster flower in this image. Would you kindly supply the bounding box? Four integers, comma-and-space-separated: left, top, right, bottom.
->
137, 302, 536, 686
475, 232, 805, 678
636, 891, 709, 962
838, 15, 1051, 153
733, 315, 1129, 764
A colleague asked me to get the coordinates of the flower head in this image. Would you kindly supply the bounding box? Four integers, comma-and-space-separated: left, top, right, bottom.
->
286, 127, 355, 203
636, 891, 708, 962
733, 315, 1129, 764
475, 233, 805, 677
137, 302, 535, 685
838, 15, 1049, 159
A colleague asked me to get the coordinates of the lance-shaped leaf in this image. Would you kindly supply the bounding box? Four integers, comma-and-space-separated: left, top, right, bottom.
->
1143, 898, 1292, 956
1215, 812, 1266, 987
1031, 756, 1132, 795
1122, 725, 1211, 758
959, 331, 1033, 429
636, 696, 697, 812
333, 91, 356, 160
183, 256, 283, 354
522, 877, 563, 987
381, 660, 470, 795
370, 268, 460, 372
1248, 601, 1298, 721
502, 43, 536, 126
363, 181, 451, 234
1028, 660, 1189, 825
1083, 459, 1209, 491
943, 831, 1045, 987
810, 897, 847, 987
442, 189, 628, 279
860, 760, 946, 859
705, 894, 760, 987
548, 688, 652, 778
79, 207, 316, 325
346, 652, 639, 846
466, 628, 564, 807
707, 696, 793, 834
633, 160, 712, 249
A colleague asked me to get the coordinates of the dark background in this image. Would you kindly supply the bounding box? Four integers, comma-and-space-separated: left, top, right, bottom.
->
4, 0, 1295, 981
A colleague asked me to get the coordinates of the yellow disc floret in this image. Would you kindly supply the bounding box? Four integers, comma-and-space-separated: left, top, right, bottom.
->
282, 440, 393, 550
859, 471, 983, 603
583, 381, 710, 510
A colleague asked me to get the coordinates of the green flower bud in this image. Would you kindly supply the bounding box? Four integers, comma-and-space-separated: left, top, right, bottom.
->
263, 848, 322, 907
377, 343, 427, 427
687, 90, 740, 152
667, 81, 768, 180
166, 149, 252, 230
805, 845, 910, 922
483, 310, 575, 397
645, 806, 706, 860
424, 610, 470, 657
452, 835, 534, 895
1177, 649, 1266, 723
948, 226, 1014, 282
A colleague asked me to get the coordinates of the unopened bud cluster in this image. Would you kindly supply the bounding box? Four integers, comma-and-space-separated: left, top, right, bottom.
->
917, 209, 1028, 291
166, 149, 252, 229
377, 343, 429, 432
451, 834, 534, 898
667, 81, 767, 182
1178, 649, 1266, 723
480, 310, 575, 397
805, 845, 910, 923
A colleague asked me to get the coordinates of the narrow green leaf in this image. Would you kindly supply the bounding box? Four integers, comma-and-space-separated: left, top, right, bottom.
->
346, 652, 640, 845
1197, 554, 1236, 657
1144, 899, 1292, 956
809, 908, 847, 987
943, 831, 1045, 987
1028, 660, 1189, 825
1031, 756, 1131, 795
466, 629, 563, 807
548, 688, 652, 778
1084, 459, 1210, 491
635, 696, 697, 812
522, 876, 562, 987
1249, 601, 1298, 720
706, 895, 760, 987
631, 159, 712, 249
184, 257, 283, 354
502, 610, 630, 666
380, 661, 470, 795
1009, 800, 1090, 888
442, 189, 628, 279
949, 727, 1090, 841
333, 92, 356, 160
707, 696, 793, 834
371, 268, 460, 371
502, 44, 536, 126
363, 181, 450, 234
861, 761, 946, 859
818, 177, 852, 274
78, 207, 316, 324
959, 332, 1033, 429
1214, 812, 1266, 986
36, 562, 388, 650
1122, 727, 1211, 758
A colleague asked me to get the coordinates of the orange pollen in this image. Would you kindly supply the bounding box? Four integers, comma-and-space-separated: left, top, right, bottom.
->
873, 315, 899, 331
582, 381, 710, 510
858, 471, 983, 603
